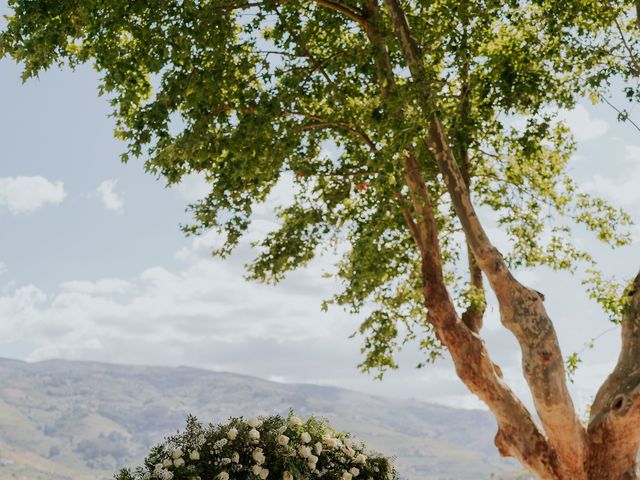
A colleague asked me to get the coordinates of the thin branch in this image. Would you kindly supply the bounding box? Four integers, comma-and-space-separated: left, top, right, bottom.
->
396, 192, 427, 254
313, 0, 366, 25
611, 7, 640, 75
286, 110, 378, 152
600, 94, 640, 133
210, 1, 263, 11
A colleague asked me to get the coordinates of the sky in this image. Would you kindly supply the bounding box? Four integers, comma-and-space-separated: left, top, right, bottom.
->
1, 12, 640, 413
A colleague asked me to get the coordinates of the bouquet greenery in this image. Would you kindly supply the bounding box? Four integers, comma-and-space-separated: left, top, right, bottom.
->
116, 413, 398, 480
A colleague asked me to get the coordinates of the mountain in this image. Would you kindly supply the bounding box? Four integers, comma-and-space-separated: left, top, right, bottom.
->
0, 358, 527, 480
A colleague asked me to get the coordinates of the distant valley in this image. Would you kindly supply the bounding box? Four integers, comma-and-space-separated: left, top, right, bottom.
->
0, 358, 529, 480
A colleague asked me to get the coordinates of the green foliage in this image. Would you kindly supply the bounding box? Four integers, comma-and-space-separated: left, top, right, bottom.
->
565, 352, 583, 384
1, 0, 636, 375
582, 270, 634, 323
115, 413, 398, 480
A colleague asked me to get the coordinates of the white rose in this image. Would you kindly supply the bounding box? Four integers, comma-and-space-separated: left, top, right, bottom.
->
162, 458, 172, 468
248, 417, 261, 428
345, 447, 355, 457
227, 427, 239, 440
252, 448, 266, 464
174, 457, 186, 467
217, 472, 229, 480
355, 454, 367, 464
308, 454, 318, 464
259, 468, 270, 479
277, 434, 289, 446
344, 438, 353, 448
189, 450, 200, 461
342, 472, 352, 480
249, 428, 260, 440
288, 416, 302, 427
298, 445, 311, 458
300, 432, 311, 443
277, 425, 288, 434
349, 467, 360, 477
161, 471, 173, 480
252, 465, 263, 475
231, 452, 240, 463
324, 437, 337, 448
283, 471, 294, 480
314, 442, 323, 455
171, 448, 183, 460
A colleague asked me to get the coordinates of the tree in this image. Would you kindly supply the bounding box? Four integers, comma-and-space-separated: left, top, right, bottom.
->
2, 1, 639, 478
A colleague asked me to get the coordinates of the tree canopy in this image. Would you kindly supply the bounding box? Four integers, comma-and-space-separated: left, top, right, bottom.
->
3, 1, 640, 478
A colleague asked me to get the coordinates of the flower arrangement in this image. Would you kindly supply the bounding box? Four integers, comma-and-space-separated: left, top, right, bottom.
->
115, 413, 397, 480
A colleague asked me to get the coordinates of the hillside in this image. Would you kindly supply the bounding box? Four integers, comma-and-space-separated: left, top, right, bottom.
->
0, 358, 526, 479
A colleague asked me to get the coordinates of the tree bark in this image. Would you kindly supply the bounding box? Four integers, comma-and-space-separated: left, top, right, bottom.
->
587, 272, 640, 479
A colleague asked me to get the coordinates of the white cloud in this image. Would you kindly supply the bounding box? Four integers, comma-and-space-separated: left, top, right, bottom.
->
558, 104, 609, 142
0, 228, 348, 364
175, 173, 210, 202
0, 225, 490, 407
505, 104, 608, 142
582, 145, 640, 206
60, 278, 133, 295
0, 223, 624, 412
253, 173, 295, 216
97, 179, 124, 213
0, 176, 66, 214
0, 183, 622, 413
0, 262, 6, 276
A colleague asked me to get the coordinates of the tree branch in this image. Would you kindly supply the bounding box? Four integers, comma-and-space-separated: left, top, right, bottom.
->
313, 0, 366, 25
588, 271, 640, 478
375, 0, 587, 473
456, 22, 485, 333
355, 2, 559, 475
428, 115, 587, 478
361, 0, 395, 96
460, 150, 485, 333
398, 153, 558, 479
286, 111, 378, 152
607, 1, 640, 76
